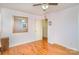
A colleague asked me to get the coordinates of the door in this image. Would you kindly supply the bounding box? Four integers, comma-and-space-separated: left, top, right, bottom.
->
35, 19, 48, 40
35, 19, 42, 40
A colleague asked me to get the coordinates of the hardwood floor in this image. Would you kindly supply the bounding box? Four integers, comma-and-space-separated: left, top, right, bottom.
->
1, 39, 79, 55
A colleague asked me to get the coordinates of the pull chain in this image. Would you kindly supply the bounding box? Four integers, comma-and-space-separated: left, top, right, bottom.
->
43, 10, 47, 20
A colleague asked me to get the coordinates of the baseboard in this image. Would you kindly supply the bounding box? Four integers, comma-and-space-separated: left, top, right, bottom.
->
48, 41, 54, 44
9, 39, 41, 48
10, 41, 28, 48
49, 42, 79, 51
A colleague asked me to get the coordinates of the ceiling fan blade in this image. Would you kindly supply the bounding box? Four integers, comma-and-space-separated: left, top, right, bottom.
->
33, 4, 42, 6
48, 3, 58, 5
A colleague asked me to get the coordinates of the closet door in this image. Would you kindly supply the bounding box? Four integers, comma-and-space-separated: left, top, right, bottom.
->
35, 20, 42, 40
35, 19, 48, 40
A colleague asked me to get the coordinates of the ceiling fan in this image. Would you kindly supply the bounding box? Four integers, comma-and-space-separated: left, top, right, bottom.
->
33, 3, 58, 6
33, 3, 58, 19
33, 3, 58, 11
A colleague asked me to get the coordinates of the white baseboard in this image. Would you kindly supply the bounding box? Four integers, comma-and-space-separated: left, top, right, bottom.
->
49, 42, 79, 51
10, 40, 79, 51
9, 41, 28, 48
9, 39, 41, 48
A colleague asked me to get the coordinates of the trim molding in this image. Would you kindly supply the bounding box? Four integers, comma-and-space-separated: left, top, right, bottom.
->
9, 39, 41, 48
49, 42, 79, 51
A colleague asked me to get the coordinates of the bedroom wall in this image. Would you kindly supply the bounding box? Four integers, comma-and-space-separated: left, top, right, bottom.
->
1, 8, 42, 47
48, 5, 79, 50
0, 11, 1, 36
78, 6, 79, 50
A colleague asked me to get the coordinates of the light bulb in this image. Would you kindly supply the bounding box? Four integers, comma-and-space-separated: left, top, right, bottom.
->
42, 4, 48, 10
21, 20, 25, 23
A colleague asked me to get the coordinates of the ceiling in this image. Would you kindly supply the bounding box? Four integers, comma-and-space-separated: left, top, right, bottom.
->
0, 3, 79, 15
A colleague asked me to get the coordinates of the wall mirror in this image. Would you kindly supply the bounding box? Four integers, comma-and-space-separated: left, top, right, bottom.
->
13, 16, 28, 33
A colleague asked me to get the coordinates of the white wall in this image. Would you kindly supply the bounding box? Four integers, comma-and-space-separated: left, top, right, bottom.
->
78, 6, 79, 50
0, 13, 1, 33
1, 8, 42, 47
48, 5, 79, 50
0, 12, 1, 36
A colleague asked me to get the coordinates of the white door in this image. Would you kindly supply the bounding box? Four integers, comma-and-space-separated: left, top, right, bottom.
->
35, 20, 42, 40
35, 19, 48, 40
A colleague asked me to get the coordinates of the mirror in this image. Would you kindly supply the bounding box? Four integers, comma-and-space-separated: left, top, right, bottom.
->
13, 16, 28, 33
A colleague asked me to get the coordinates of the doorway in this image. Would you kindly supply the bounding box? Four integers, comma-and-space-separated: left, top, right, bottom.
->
35, 19, 48, 41
42, 19, 48, 40
42, 19, 48, 51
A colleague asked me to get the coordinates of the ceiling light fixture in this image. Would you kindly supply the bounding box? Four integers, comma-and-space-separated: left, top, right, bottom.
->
41, 4, 49, 11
